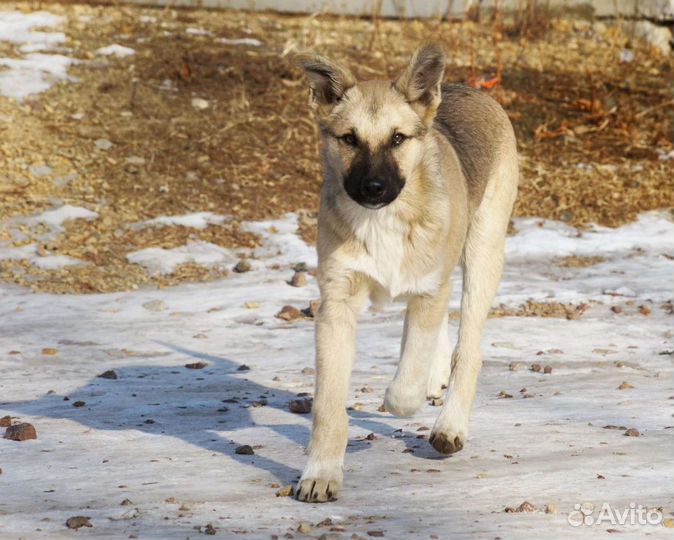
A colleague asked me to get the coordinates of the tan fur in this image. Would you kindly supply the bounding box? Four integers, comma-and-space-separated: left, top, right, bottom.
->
294, 44, 519, 503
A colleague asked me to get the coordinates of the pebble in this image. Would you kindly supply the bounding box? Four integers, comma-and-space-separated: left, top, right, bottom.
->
73, 400, 86, 407
120, 498, 133, 506
275, 484, 294, 497
618, 381, 634, 390
543, 366, 553, 374
98, 369, 118, 379
42, 348, 58, 355
191, 97, 210, 110
65, 516, 92, 529
233, 259, 251, 273
301, 367, 315, 375
142, 299, 167, 312
4, 423, 37, 441
431, 398, 443, 406
530, 363, 542, 372
289, 271, 307, 287
185, 361, 208, 369
203, 523, 216, 535
235, 444, 254, 455
624, 428, 640, 437
302, 300, 321, 319
297, 521, 312, 533
276, 305, 302, 321
505, 501, 536, 513
288, 398, 313, 414
0, 416, 11, 427
367, 532, 385, 538
610, 305, 623, 314
94, 138, 113, 150
237, 364, 250, 371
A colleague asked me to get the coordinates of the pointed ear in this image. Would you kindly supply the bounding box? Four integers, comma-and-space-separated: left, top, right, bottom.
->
294, 52, 356, 113
395, 43, 446, 124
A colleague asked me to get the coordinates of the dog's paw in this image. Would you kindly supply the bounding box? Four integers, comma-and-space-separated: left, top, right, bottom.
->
296, 476, 340, 503
384, 379, 425, 417
429, 429, 465, 454
296, 461, 342, 503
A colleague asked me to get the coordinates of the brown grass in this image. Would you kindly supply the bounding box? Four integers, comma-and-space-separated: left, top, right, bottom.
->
0, 2, 672, 293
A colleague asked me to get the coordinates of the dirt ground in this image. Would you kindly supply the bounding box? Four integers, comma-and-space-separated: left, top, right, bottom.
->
0, 2, 672, 293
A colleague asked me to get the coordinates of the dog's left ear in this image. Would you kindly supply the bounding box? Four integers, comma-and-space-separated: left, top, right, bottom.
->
395, 43, 446, 124
294, 52, 356, 115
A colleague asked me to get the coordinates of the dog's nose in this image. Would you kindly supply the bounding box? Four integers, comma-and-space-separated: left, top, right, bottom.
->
362, 179, 385, 199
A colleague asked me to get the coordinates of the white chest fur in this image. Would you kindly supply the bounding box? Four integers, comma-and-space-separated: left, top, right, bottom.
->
345, 209, 442, 300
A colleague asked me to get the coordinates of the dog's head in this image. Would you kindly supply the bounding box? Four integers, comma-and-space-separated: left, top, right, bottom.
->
296, 44, 446, 209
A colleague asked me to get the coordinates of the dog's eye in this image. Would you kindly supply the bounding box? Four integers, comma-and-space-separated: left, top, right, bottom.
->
391, 133, 406, 147
340, 133, 357, 147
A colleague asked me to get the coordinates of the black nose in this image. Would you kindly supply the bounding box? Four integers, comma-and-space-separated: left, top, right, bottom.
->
362, 179, 385, 199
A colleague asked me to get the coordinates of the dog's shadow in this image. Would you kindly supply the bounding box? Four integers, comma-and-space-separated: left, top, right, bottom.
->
1, 343, 443, 485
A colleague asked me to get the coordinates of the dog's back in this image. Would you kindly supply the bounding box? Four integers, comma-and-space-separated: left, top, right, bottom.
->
434, 84, 515, 207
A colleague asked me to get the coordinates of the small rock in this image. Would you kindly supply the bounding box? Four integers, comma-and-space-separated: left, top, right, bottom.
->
498, 391, 513, 399
165, 496, 177, 503
367, 532, 385, 538
431, 398, 444, 406
191, 97, 210, 110
508, 362, 522, 371
638, 305, 651, 316
275, 484, 294, 497
301, 299, 321, 318
94, 138, 113, 150
4, 423, 37, 441
618, 381, 634, 390
237, 364, 250, 371
98, 369, 118, 380
185, 361, 208, 369
297, 521, 312, 533
543, 366, 552, 374
530, 363, 541, 372
0, 415, 11, 427
301, 367, 315, 375
233, 259, 251, 273
65, 516, 92, 529
624, 428, 640, 437
545, 503, 558, 514
41, 348, 58, 355
288, 398, 312, 414
289, 271, 307, 287
120, 498, 133, 506
610, 305, 623, 314
235, 444, 254, 455
504, 501, 536, 513
276, 305, 302, 321
293, 262, 308, 272
203, 523, 217, 535
73, 400, 86, 407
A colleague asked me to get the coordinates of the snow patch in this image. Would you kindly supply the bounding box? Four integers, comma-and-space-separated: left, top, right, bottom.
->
30, 204, 99, 230
0, 11, 74, 100
127, 242, 236, 275
216, 37, 262, 47
95, 44, 135, 57
138, 212, 227, 230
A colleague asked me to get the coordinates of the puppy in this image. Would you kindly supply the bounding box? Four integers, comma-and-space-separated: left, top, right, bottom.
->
294, 43, 518, 502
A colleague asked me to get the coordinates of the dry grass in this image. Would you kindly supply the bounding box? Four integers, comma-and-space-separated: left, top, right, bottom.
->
0, 2, 672, 293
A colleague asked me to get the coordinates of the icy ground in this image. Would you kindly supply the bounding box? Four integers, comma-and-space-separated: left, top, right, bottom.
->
1, 212, 673, 540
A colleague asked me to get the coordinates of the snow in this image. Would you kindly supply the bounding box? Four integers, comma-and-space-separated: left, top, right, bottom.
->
127, 242, 236, 275
138, 212, 227, 230
0, 211, 672, 539
216, 37, 263, 47
95, 44, 135, 57
0, 10, 74, 100
29, 204, 99, 229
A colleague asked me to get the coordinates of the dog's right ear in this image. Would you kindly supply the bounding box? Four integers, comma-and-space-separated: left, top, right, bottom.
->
294, 53, 356, 113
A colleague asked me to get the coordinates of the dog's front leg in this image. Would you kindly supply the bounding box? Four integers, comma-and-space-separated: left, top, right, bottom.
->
384, 282, 451, 417
296, 275, 367, 503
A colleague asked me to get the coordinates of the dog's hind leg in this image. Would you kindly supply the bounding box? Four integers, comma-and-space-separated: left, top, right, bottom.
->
430, 155, 518, 454
296, 274, 368, 503
384, 281, 451, 417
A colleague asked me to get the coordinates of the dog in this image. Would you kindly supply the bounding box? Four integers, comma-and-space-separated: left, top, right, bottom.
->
293, 43, 518, 502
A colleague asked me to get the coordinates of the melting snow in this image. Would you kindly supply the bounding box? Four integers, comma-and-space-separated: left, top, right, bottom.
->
95, 44, 135, 57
